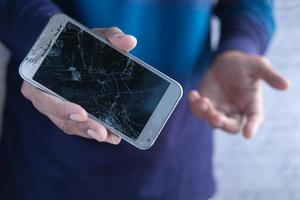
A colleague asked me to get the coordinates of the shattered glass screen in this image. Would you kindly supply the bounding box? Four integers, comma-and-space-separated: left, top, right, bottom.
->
33, 22, 170, 140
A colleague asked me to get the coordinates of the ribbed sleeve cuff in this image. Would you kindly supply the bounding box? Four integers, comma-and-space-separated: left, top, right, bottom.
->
216, 16, 271, 55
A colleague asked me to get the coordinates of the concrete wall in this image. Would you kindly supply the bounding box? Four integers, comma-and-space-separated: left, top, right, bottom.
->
212, 4, 300, 200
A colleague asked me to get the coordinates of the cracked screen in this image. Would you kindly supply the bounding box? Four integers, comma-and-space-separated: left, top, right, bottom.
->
33, 22, 170, 140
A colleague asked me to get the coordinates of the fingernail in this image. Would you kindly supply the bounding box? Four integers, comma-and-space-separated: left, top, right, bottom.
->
113, 33, 124, 39
112, 136, 120, 145
86, 129, 97, 139
69, 114, 85, 122
87, 129, 103, 142
249, 127, 258, 138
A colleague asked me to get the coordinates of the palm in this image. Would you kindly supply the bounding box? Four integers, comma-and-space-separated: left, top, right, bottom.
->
200, 58, 261, 133
189, 51, 289, 138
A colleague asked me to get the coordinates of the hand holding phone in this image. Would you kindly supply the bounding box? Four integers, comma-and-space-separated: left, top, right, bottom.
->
21, 27, 137, 145
19, 14, 182, 149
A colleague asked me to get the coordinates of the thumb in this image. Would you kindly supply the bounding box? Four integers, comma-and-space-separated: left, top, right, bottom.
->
93, 27, 137, 52
256, 57, 290, 90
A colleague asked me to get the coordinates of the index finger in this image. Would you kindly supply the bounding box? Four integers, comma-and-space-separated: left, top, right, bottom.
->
243, 114, 264, 139
21, 81, 88, 121
242, 89, 264, 139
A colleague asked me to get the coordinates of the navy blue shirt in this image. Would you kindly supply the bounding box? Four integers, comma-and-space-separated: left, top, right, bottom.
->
0, 0, 274, 199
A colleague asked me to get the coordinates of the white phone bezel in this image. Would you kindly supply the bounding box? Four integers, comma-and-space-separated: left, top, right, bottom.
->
19, 14, 183, 150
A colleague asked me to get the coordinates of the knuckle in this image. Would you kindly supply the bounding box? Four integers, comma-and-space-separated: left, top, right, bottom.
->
31, 98, 43, 111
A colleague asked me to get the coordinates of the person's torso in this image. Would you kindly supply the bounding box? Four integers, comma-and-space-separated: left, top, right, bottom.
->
0, 1, 216, 199
73, 0, 214, 81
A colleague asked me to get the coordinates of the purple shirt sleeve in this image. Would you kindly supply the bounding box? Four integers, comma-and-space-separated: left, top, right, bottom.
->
0, 0, 61, 59
214, 0, 276, 55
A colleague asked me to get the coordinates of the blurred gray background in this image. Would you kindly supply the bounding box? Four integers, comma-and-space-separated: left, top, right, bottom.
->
0, 1, 299, 199
212, 2, 300, 200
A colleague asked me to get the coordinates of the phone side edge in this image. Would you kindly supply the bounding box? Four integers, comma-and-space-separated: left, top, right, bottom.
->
136, 81, 184, 150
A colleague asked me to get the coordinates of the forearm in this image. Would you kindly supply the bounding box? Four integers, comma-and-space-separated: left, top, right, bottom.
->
215, 0, 275, 55
0, 0, 61, 59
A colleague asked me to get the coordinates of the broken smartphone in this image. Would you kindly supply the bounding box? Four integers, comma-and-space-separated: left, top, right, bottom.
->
19, 14, 183, 150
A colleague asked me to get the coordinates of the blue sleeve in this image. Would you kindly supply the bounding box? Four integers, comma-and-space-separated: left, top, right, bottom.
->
214, 0, 276, 55
0, 0, 61, 59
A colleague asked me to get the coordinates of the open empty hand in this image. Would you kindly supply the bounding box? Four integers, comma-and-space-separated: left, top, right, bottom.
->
189, 51, 290, 139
